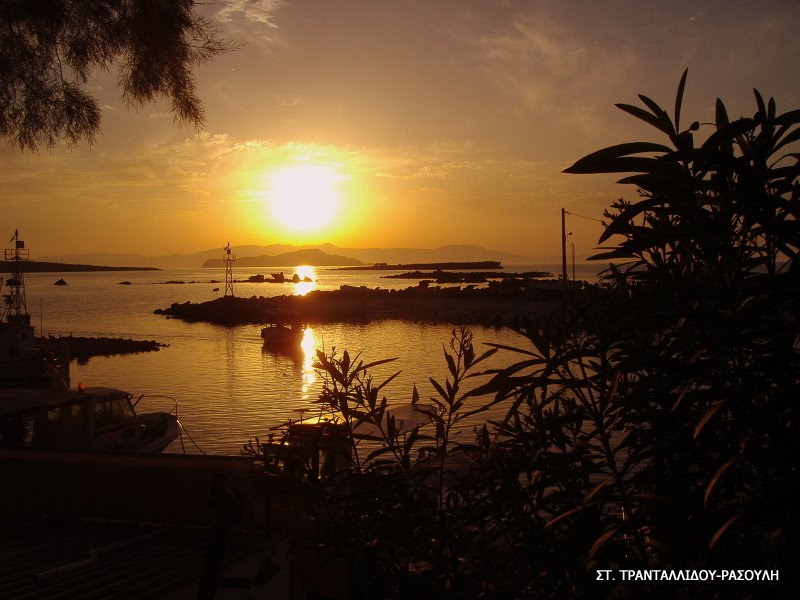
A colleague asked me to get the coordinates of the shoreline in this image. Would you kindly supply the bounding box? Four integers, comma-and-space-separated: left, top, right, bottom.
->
39, 335, 166, 364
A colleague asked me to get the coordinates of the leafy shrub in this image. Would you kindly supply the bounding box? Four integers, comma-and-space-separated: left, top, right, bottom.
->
258, 73, 798, 598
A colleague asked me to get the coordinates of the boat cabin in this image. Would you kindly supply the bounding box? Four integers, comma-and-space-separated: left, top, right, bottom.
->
0, 387, 178, 452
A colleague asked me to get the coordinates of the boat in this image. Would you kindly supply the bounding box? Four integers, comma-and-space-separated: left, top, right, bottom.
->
1, 230, 70, 388
0, 232, 180, 453
261, 323, 303, 350
0, 386, 180, 452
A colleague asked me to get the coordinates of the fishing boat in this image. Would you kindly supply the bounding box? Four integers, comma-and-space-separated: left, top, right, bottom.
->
0, 232, 180, 453
0, 386, 180, 452
261, 323, 303, 350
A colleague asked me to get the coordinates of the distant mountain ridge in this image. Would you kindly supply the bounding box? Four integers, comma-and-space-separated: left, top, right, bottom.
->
202, 248, 362, 268
40, 244, 536, 269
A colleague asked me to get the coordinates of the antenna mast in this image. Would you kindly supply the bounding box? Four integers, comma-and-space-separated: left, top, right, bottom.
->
3, 229, 30, 325
224, 242, 236, 297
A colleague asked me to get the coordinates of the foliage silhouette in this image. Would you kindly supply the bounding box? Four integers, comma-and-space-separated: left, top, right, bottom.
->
248, 73, 797, 598
0, 0, 232, 150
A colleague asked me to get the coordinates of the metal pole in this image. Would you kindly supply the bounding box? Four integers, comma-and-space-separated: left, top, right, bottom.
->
561, 209, 568, 293
571, 242, 576, 281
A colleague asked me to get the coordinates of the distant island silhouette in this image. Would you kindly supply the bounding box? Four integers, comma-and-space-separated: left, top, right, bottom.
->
39, 244, 536, 270
338, 261, 503, 271
201, 248, 362, 268
0, 261, 158, 273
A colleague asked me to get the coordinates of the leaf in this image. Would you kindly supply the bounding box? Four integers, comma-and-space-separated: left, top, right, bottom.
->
704, 457, 735, 508
375, 370, 402, 392
357, 357, 398, 372
463, 344, 475, 370
589, 527, 621, 559
429, 377, 448, 401
701, 117, 757, 152
545, 502, 599, 529
775, 109, 800, 126
341, 350, 350, 375
715, 99, 733, 155
469, 346, 498, 369
675, 68, 688, 132
773, 126, 800, 154
563, 142, 673, 174
671, 382, 694, 412
583, 476, 614, 504
638, 93, 676, 137
445, 351, 457, 379
754, 88, 766, 118
412, 383, 419, 405
709, 514, 741, 550
694, 399, 727, 439
484, 342, 537, 356
616, 173, 689, 195
616, 103, 672, 135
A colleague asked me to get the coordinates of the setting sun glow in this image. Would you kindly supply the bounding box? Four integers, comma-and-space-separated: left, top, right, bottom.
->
267, 164, 342, 232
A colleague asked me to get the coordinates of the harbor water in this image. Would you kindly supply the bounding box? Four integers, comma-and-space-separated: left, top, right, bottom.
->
19, 263, 604, 454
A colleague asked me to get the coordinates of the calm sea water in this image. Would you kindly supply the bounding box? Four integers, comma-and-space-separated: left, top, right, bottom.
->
18, 263, 603, 454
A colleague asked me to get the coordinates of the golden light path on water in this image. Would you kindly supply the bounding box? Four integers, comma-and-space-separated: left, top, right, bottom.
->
292, 265, 317, 296
294, 266, 318, 402
22, 265, 606, 454
300, 327, 317, 400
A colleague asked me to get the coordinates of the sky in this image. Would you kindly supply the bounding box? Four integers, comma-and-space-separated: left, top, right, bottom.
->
2, 0, 799, 259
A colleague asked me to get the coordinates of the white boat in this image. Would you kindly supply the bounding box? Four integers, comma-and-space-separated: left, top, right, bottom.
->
0, 232, 181, 453
0, 386, 180, 452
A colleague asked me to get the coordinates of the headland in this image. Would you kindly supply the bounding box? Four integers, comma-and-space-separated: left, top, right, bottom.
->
154, 279, 577, 327
0, 261, 158, 273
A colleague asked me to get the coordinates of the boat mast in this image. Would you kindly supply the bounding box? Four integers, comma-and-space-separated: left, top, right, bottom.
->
2, 230, 30, 326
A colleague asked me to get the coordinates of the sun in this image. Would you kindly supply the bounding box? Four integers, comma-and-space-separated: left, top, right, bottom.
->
267, 164, 342, 232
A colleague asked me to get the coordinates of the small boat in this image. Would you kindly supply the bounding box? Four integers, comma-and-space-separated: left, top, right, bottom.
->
261, 323, 303, 349
0, 386, 180, 452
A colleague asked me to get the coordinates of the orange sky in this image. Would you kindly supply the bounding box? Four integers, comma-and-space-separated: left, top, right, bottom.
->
2, 1, 799, 259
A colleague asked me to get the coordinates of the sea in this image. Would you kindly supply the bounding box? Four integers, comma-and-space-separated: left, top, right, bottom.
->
19, 263, 605, 455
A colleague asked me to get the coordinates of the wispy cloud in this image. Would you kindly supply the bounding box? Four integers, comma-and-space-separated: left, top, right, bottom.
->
215, 0, 284, 27
466, 13, 639, 130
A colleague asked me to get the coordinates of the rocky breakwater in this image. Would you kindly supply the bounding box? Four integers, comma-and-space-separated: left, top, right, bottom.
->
154, 281, 570, 327
40, 336, 166, 364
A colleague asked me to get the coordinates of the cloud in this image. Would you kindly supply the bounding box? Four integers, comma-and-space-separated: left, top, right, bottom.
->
215, 0, 284, 27
471, 13, 639, 115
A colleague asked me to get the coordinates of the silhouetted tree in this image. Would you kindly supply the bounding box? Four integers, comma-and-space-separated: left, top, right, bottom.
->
0, 0, 232, 150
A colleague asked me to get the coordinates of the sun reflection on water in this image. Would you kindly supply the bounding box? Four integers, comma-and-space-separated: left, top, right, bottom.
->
300, 326, 317, 399
293, 265, 317, 296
